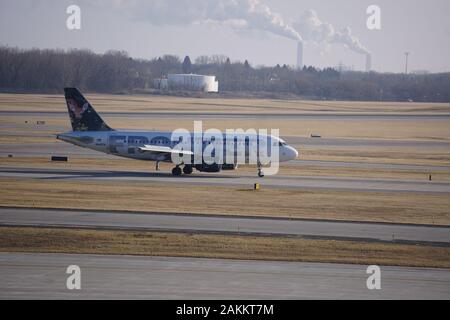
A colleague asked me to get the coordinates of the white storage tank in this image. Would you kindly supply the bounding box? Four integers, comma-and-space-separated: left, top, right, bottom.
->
167, 74, 218, 92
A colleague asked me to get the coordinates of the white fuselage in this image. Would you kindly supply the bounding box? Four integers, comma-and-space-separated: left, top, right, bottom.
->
57, 130, 299, 163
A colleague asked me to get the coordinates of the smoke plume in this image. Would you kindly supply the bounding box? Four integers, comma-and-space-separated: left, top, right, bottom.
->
293, 9, 370, 55
89, 0, 302, 42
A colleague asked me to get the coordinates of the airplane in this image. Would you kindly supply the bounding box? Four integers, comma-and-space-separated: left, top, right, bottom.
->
57, 88, 299, 177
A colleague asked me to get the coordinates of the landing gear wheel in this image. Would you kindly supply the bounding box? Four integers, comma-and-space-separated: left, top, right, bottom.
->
172, 166, 182, 176
183, 165, 193, 175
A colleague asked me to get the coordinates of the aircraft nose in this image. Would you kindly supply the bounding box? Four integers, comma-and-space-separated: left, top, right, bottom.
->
288, 146, 298, 160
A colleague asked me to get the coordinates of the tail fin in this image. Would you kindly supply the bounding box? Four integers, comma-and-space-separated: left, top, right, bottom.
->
64, 88, 113, 132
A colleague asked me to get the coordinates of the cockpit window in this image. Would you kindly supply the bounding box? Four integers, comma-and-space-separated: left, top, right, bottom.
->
279, 141, 287, 146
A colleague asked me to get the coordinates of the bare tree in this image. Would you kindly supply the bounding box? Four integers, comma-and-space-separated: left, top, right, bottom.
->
0, 46, 449, 102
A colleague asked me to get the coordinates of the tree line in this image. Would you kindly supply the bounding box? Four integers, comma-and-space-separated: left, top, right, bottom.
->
0, 46, 449, 102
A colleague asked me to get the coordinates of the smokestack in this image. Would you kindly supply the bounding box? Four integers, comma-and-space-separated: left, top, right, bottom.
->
297, 41, 304, 69
365, 53, 372, 72
404, 52, 410, 74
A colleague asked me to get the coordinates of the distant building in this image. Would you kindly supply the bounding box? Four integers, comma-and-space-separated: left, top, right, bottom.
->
336, 62, 354, 73
154, 74, 219, 92
411, 70, 430, 75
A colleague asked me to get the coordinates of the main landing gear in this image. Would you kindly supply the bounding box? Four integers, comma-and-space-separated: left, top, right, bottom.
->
183, 165, 193, 175
171, 165, 193, 176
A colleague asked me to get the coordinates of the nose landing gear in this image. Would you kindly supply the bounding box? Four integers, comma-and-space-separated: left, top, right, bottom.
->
257, 162, 264, 177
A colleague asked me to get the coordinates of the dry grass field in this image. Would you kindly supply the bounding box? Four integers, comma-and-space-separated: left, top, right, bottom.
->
1, 177, 449, 225
1, 226, 449, 268
1, 93, 450, 114
2, 114, 450, 141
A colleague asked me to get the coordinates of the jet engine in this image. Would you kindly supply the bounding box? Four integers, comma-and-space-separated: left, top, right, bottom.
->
195, 163, 222, 172
221, 164, 238, 170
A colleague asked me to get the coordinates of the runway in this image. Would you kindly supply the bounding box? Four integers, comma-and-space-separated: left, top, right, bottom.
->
1, 252, 449, 299
1, 166, 449, 194
291, 159, 450, 171
1, 207, 449, 245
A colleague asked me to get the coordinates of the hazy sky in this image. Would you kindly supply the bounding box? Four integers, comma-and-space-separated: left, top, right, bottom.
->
1, 0, 449, 73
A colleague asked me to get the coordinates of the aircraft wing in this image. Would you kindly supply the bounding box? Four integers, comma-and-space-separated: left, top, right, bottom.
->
138, 145, 193, 155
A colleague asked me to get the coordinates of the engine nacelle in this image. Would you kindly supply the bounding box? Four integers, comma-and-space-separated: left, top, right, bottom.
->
195, 163, 222, 172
